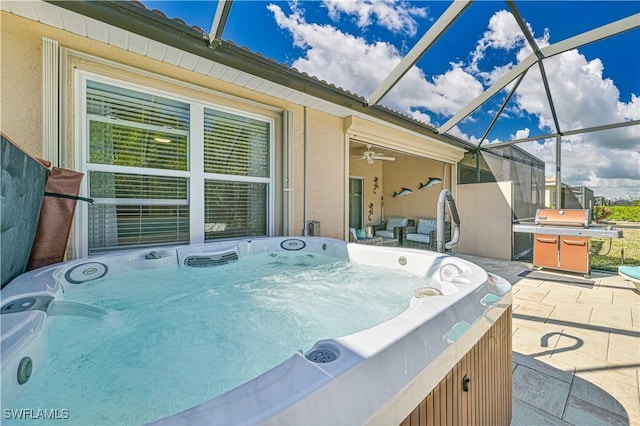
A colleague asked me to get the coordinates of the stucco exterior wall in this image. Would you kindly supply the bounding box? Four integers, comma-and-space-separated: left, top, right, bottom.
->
0, 11, 350, 247
1, 12, 43, 157
1, 10, 466, 252
382, 156, 446, 222
457, 182, 513, 260
303, 110, 346, 239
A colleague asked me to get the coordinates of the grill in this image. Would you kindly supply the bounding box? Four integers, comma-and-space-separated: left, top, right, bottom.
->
535, 209, 589, 228
514, 209, 623, 277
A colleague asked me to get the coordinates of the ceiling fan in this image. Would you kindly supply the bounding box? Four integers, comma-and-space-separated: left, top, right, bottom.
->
353, 144, 396, 164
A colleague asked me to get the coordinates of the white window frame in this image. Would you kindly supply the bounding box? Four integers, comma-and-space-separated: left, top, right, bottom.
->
75, 71, 275, 257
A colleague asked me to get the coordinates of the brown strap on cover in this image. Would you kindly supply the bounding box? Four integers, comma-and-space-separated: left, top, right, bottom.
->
27, 167, 84, 270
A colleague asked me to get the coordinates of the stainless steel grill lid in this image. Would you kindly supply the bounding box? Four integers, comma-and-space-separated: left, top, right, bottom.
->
535, 209, 589, 228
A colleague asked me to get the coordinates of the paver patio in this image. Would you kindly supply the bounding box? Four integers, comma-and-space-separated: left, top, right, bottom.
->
456, 254, 640, 426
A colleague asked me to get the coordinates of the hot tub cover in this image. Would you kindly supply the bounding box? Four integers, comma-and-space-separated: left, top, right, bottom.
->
1, 133, 48, 287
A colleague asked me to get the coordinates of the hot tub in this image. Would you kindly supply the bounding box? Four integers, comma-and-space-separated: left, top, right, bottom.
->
1, 237, 512, 425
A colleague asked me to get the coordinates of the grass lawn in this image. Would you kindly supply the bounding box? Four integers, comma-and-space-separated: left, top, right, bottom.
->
590, 223, 640, 272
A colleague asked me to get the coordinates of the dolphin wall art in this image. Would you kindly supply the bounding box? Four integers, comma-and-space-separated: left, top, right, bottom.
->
418, 177, 442, 189
392, 188, 413, 197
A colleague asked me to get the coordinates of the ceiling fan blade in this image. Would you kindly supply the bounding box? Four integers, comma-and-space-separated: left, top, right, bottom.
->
373, 152, 396, 161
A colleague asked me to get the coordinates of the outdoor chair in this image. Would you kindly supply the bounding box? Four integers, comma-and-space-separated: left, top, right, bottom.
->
373, 217, 413, 242
402, 218, 451, 251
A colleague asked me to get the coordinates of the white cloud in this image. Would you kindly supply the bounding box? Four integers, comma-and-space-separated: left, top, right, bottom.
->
510, 47, 640, 199
269, 4, 400, 96
447, 125, 479, 144
387, 63, 484, 117
476, 62, 516, 87
519, 134, 639, 200
513, 128, 530, 140
514, 51, 636, 140
470, 11, 639, 199
268, 4, 639, 199
469, 10, 525, 73
322, 0, 426, 37
617, 93, 640, 121
448, 125, 500, 146
409, 110, 432, 125
267, 4, 483, 117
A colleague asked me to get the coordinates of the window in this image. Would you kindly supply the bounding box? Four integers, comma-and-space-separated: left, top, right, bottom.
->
80, 75, 273, 255
203, 108, 270, 241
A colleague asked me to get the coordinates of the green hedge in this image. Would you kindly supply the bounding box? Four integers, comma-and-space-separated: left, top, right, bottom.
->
593, 206, 640, 222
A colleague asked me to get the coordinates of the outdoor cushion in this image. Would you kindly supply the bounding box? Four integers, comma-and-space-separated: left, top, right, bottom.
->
375, 230, 395, 239
618, 265, 640, 280
417, 218, 437, 235
356, 228, 367, 239
618, 265, 640, 288
386, 217, 408, 231
406, 233, 431, 244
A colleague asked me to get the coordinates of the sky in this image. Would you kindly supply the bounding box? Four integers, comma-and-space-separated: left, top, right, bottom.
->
141, 0, 640, 201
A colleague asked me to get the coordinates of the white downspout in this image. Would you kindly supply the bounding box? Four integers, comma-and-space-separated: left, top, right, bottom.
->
303, 107, 308, 236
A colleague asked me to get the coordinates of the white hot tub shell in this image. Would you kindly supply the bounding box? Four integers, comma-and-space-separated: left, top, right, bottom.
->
1, 237, 512, 425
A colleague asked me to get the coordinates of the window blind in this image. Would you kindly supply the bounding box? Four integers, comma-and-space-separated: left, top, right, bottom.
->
83, 78, 274, 254
87, 80, 189, 130
88, 120, 188, 171
88, 204, 189, 254
204, 108, 270, 177
89, 172, 188, 201
86, 81, 191, 254
204, 180, 267, 240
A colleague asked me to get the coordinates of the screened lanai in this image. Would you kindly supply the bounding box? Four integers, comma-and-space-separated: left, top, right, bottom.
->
2, 4, 640, 424
7, 1, 638, 206
2, 0, 638, 260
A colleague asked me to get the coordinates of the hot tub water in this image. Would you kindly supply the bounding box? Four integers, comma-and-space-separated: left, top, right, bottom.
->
8, 252, 439, 425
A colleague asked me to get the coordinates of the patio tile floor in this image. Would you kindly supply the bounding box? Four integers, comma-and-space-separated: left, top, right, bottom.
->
455, 254, 640, 426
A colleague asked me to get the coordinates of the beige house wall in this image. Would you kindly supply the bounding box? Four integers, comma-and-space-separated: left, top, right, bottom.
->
1, 13, 44, 157
545, 184, 556, 208
382, 156, 446, 222
1, 11, 466, 254
1, 12, 346, 242
457, 182, 512, 260
305, 110, 346, 238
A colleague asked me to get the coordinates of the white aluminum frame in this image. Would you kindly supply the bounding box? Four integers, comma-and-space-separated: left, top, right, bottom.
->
42, 37, 60, 167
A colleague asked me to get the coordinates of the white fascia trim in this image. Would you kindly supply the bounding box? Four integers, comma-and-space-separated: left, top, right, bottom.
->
72, 48, 286, 114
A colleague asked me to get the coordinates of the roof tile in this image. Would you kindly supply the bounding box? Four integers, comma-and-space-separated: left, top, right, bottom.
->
122, 1, 448, 137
